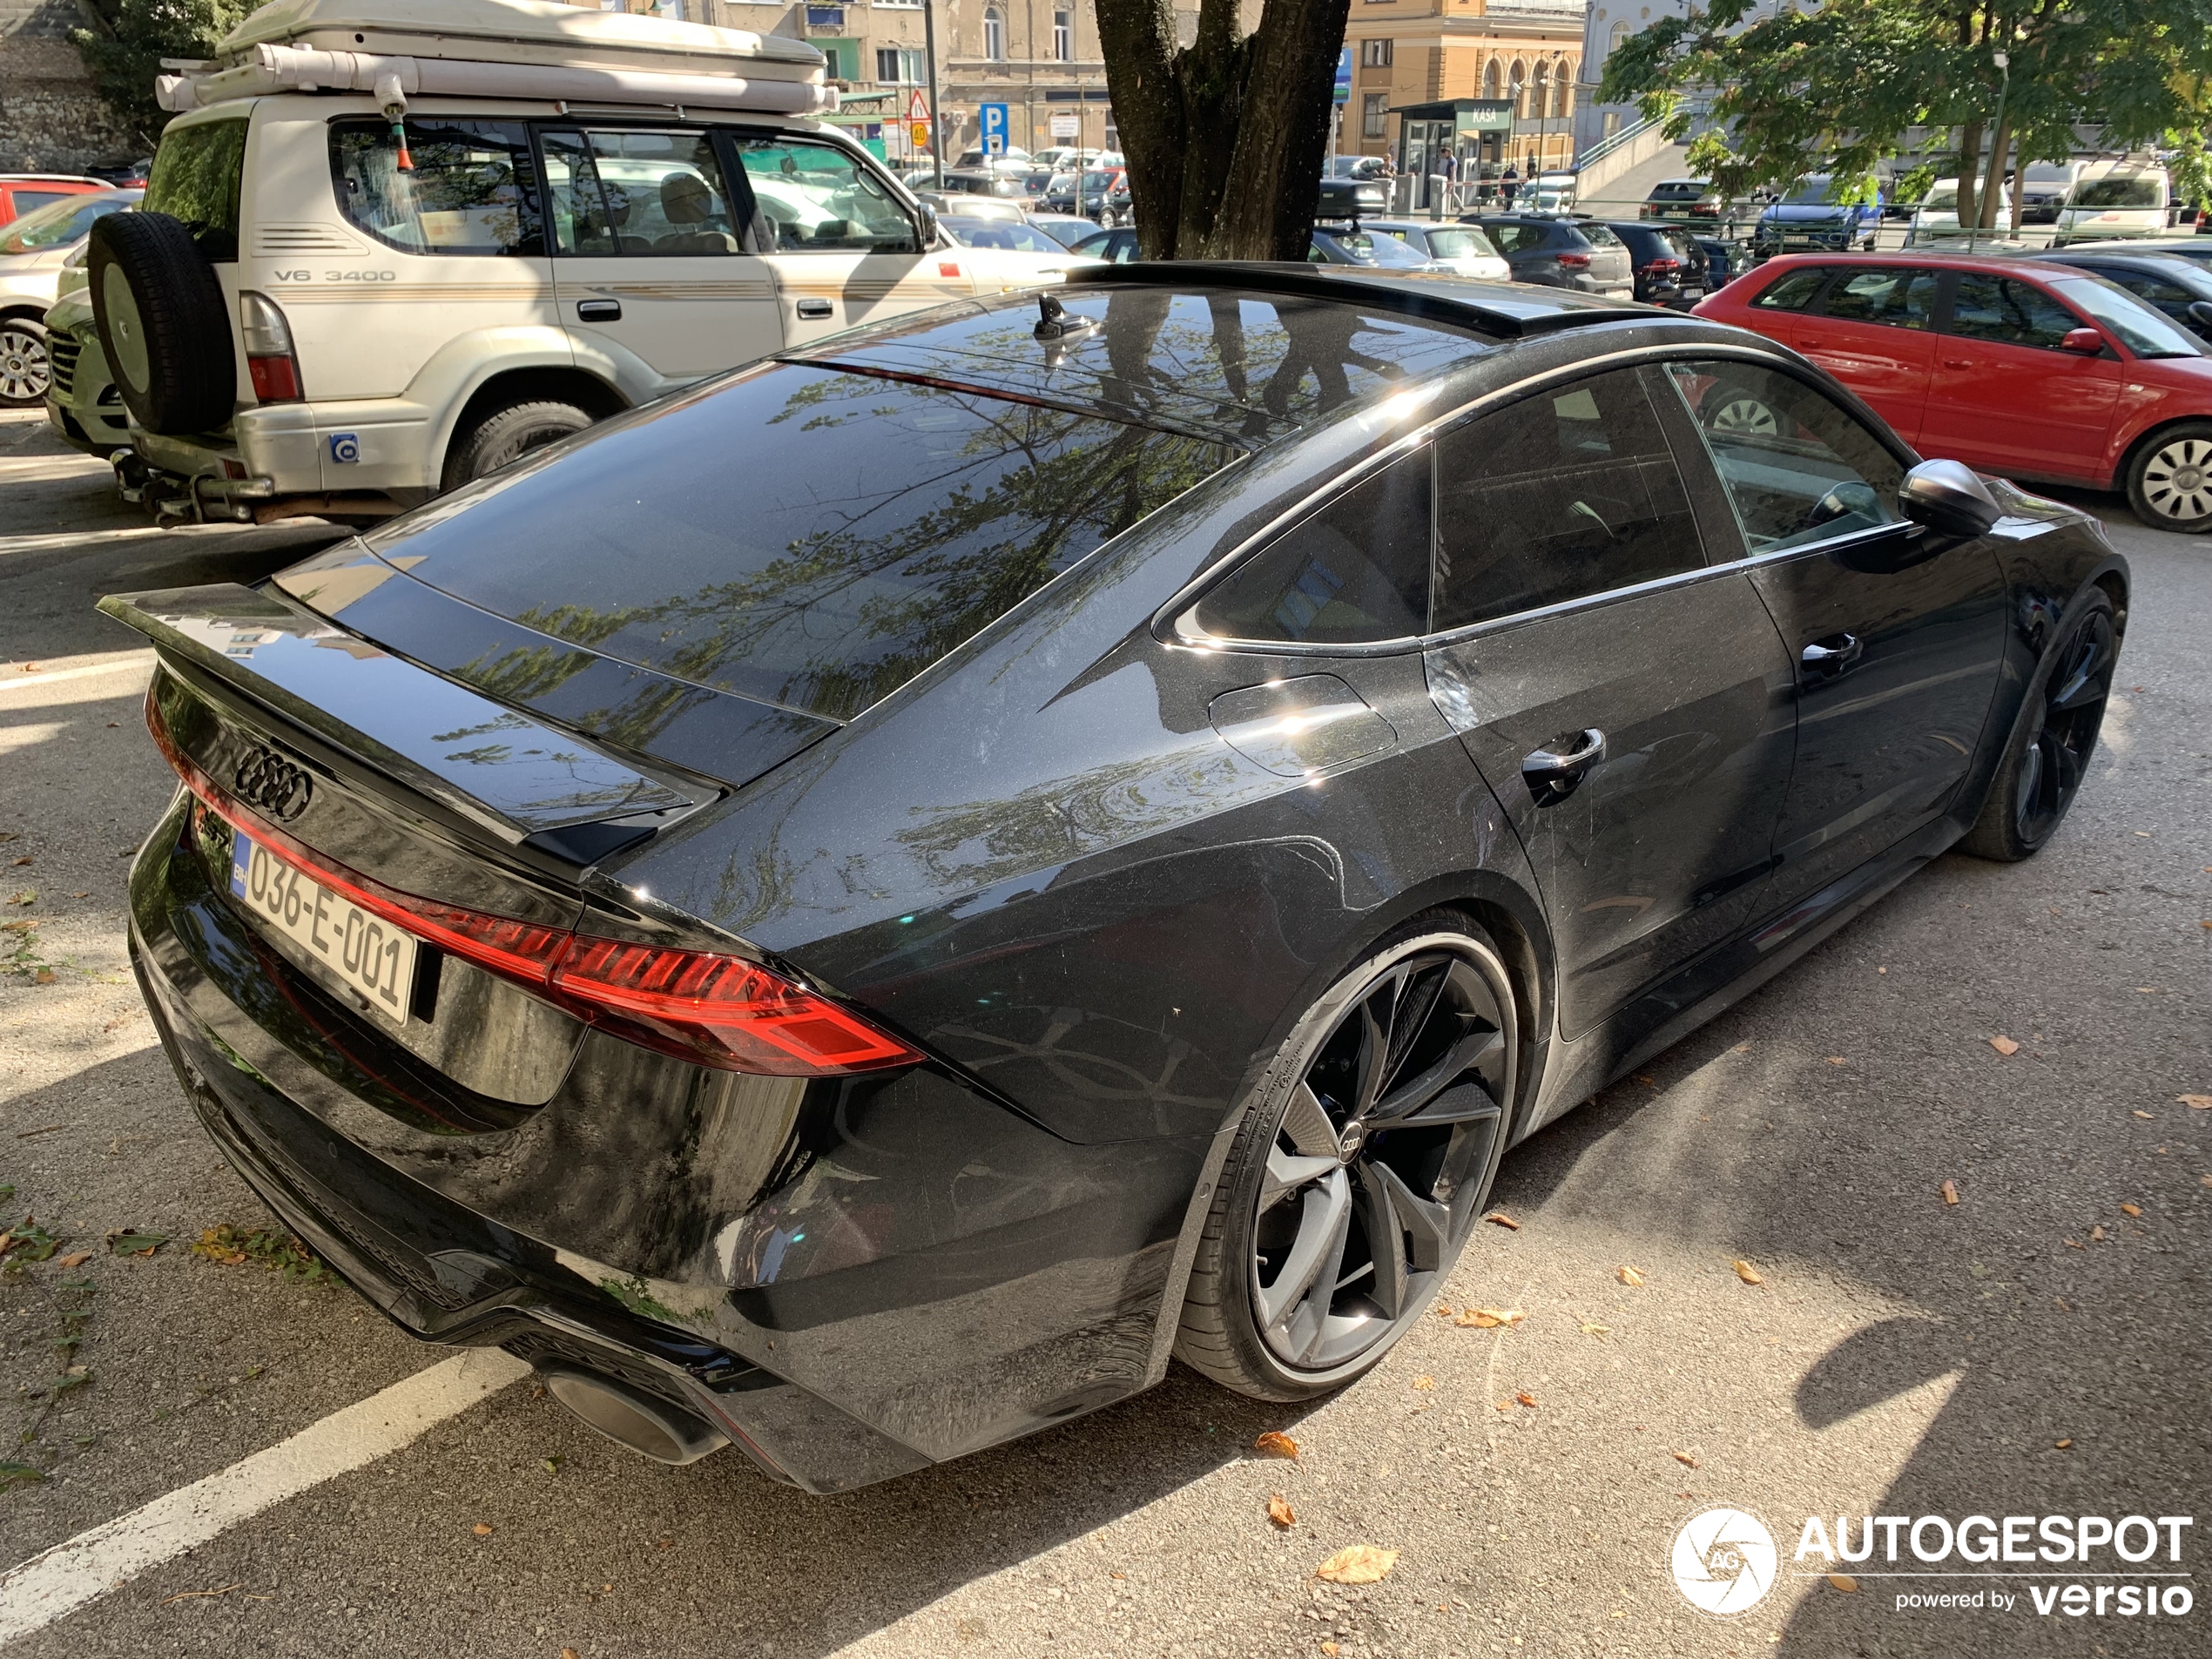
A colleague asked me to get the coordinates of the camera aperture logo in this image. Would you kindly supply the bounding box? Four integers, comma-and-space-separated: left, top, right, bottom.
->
1672, 1507, 1779, 1615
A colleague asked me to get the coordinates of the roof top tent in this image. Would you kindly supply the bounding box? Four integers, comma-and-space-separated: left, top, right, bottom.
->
157, 0, 835, 117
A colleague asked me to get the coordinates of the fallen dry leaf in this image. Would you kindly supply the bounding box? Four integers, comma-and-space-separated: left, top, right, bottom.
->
1321, 1645, 1340, 1657
471, 1522, 494, 1537
563, 1650, 582, 1659
2064, 1238, 2084, 1250
1268, 1494, 1297, 1528
1731, 1259, 1764, 1285
1828, 1574, 1859, 1593
1482, 1211, 1520, 1231
1989, 1035, 2020, 1055
2179, 1096, 2212, 1110
1940, 1179, 1959, 1206
2090, 1224, 2107, 1242
2054, 1439, 2073, 1450
1315, 1546, 1398, 1585
1411, 1375, 1435, 1392
1254, 1431, 1299, 1460
2120, 1203, 2142, 1217
9, 857, 29, 867
1672, 1451, 1700, 1468
1515, 1391, 1538, 1407
1453, 1307, 1524, 1329
1616, 1265, 1645, 1287
1495, 1399, 1513, 1412
1578, 1321, 1609, 1335
57, 1251, 91, 1269
2133, 1110, 2156, 1119
1825, 1055, 1846, 1066
2201, 1175, 2212, 1188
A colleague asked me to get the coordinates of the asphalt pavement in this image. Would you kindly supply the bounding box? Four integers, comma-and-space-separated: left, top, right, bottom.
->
0, 407, 2204, 1659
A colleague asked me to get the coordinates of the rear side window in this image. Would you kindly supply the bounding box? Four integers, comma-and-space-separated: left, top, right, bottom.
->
1193, 448, 1432, 644
1433, 368, 1705, 631
1752, 268, 1830, 311
1580, 224, 1623, 249
330, 120, 542, 256
372, 368, 1226, 720
541, 129, 737, 256
145, 118, 246, 260
1817, 266, 1939, 329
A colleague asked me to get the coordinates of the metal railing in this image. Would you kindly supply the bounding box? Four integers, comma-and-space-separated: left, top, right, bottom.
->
1575, 115, 1658, 172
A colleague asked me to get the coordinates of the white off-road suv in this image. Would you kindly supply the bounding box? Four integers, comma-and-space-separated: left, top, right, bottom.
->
96, 0, 1083, 523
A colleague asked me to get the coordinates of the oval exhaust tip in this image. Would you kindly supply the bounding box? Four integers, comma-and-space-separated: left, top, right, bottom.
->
540, 1366, 727, 1466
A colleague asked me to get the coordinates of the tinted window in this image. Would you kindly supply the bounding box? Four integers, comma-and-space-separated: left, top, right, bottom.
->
10, 190, 76, 216
1947, 274, 2079, 349
541, 129, 737, 256
2051, 276, 2203, 358
1481, 221, 1539, 253
1753, 268, 1830, 311
1195, 448, 1432, 644
2074, 178, 2163, 208
371, 369, 1225, 720
1579, 224, 1623, 249
331, 120, 542, 256
734, 137, 920, 253
1817, 266, 1939, 328
2105, 268, 2195, 306
145, 117, 246, 260
1433, 369, 1705, 631
1663, 361, 1904, 553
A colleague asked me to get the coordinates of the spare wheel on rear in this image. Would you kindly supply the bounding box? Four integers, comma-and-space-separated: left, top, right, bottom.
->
90, 212, 235, 435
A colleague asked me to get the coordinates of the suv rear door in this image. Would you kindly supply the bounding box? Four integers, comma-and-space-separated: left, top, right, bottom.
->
539, 126, 783, 393
727, 133, 971, 347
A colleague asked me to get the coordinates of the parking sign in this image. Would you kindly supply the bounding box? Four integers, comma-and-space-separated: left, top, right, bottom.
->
980, 102, 1009, 156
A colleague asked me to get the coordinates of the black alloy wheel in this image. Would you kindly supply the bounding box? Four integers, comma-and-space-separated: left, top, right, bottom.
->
1177, 917, 1518, 1400
1961, 593, 2118, 860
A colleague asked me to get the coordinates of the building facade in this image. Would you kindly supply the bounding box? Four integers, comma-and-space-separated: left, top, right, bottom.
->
1342, 0, 1588, 180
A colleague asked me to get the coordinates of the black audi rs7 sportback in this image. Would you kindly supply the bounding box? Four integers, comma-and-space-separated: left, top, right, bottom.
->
106, 266, 2125, 1491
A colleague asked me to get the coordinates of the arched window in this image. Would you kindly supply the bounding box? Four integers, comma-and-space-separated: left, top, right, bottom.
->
1608, 20, 1630, 56
984, 6, 1005, 61
1507, 60, 1526, 118
1482, 58, 1501, 99
1530, 61, 1549, 119
1552, 58, 1570, 117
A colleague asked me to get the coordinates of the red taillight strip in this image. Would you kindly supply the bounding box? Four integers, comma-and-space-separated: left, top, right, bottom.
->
147, 688, 920, 1076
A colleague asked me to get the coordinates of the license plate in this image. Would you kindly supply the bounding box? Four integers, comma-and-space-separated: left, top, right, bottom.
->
229, 831, 416, 1024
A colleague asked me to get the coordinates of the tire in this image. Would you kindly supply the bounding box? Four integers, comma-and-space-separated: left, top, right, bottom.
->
441, 400, 594, 491
0, 315, 48, 407
1174, 911, 1520, 1402
88, 212, 233, 435
2123, 421, 2212, 533
1958, 592, 2119, 861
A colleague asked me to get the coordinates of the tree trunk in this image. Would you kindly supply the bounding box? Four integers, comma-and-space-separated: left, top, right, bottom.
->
1096, 0, 1354, 260
1979, 113, 2012, 231
1957, 119, 1983, 233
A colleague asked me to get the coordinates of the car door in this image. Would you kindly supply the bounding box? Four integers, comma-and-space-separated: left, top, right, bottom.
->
727, 132, 973, 347
1919, 271, 2120, 481
1791, 264, 1940, 440
538, 126, 782, 395
1662, 358, 2008, 910
1421, 367, 1797, 1040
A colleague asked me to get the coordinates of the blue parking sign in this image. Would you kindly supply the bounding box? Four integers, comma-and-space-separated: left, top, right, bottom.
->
980, 102, 1009, 156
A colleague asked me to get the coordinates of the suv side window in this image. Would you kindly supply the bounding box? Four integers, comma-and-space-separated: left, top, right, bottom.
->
1483, 220, 1534, 253
330, 119, 542, 256
1433, 368, 1706, 631
1191, 447, 1433, 644
1946, 274, 2079, 349
729, 137, 920, 253
540, 130, 739, 256
1817, 266, 1939, 328
1662, 361, 1905, 553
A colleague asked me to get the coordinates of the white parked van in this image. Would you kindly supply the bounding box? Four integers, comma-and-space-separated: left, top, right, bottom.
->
1904, 178, 2013, 244
2054, 161, 2171, 246
94, 0, 1076, 523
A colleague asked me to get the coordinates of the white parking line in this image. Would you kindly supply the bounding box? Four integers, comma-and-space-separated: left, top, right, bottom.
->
0, 1348, 528, 1644
0, 651, 157, 693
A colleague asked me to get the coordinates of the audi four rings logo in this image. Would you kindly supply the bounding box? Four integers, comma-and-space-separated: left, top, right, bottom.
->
233, 749, 313, 821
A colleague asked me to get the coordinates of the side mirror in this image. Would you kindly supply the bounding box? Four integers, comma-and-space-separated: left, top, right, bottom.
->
915, 200, 940, 249
2187, 299, 2212, 331
2060, 326, 2105, 355
1898, 458, 2002, 540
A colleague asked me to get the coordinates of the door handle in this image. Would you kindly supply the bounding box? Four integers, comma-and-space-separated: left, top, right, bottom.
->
1801, 633, 1865, 678
1941, 357, 1972, 369
795, 298, 834, 320
1521, 728, 1606, 807
575, 298, 621, 322
1797, 335, 1824, 348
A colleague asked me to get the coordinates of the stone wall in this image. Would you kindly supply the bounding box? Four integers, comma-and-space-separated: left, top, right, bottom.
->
0, 0, 141, 173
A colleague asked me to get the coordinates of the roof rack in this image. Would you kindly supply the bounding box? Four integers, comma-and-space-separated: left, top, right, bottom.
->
1064, 261, 1649, 340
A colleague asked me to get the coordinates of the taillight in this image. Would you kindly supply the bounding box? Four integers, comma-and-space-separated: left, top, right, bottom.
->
146, 690, 919, 1077
238, 292, 304, 404
1648, 258, 1681, 271
1557, 252, 1590, 268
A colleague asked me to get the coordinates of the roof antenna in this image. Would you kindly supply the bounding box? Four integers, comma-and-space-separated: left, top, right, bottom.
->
1035, 292, 1094, 341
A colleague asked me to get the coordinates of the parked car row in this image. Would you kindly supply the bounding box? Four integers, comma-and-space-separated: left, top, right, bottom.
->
0, 187, 139, 406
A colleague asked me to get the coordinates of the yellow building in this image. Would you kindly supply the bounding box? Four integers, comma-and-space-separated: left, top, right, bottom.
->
1344, 0, 1587, 181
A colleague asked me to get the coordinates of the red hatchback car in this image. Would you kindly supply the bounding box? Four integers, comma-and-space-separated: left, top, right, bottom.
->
0, 174, 107, 230
1696, 251, 2212, 531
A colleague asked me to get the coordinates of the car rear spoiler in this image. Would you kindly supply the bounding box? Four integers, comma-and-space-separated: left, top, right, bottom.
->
98, 583, 703, 863
1067, 262, 1640, 338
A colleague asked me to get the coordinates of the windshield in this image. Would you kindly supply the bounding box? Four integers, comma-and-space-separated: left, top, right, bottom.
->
2051, 276, 2203, 358
1321, 231, 1430, 267
368, 368, 1227, 721
0, 193, 132, 255
1784, 178, 1838, 206
1420, 228, 1492, 260
2073, 178, 2164, 209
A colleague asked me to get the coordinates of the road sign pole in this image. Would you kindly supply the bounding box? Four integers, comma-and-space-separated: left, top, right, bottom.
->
923, 0, 945, 189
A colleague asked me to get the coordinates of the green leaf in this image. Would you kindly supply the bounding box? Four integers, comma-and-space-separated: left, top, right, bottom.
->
0, 1462, 44, 1491
105, 1231, 167, 1258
